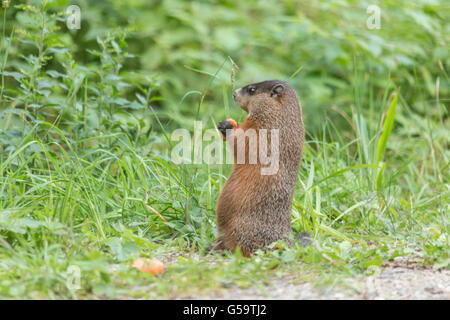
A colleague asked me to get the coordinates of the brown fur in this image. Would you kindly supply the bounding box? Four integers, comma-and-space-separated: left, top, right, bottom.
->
214, 80, 304, 257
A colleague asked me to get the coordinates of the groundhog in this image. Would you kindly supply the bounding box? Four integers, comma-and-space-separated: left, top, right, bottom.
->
214, 80, 306, 257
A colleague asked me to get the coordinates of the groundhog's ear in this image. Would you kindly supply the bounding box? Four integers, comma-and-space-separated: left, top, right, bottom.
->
271, 84, 284, 98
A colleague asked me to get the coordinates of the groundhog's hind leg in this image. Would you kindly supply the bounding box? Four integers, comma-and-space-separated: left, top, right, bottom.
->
239, 246, 253, 258
211, 237, 226, 251
212, 240, 253, 258
209, 236, 234, 253
209, 236, 254, 257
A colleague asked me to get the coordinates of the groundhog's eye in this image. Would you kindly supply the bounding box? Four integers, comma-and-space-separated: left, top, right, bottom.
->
248, 87, 256, 95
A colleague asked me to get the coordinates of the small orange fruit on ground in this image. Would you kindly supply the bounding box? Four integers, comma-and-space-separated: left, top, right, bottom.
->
226, 118, 238, 128
131, 258, 164, 275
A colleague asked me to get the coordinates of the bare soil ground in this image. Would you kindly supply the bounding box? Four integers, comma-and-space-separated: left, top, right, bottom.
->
206, 268, 449, 300
187, 257, 450, 300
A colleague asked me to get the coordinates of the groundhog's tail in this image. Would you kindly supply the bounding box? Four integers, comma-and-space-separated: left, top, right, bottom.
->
296, 231, 312, 247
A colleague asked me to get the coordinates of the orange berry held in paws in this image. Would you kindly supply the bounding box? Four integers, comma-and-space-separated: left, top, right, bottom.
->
131, 258, 164, 275
226, 118, 238, 128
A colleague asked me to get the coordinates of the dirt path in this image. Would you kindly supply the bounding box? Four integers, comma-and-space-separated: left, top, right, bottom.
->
160, 252, 449, 300
206, 267, 449, 300
190, 258, 450, 300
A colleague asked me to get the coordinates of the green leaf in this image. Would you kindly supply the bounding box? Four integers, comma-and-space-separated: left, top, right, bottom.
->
377, 93, 398, 164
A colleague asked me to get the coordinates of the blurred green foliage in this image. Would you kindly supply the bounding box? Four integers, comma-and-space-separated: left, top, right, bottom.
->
1, 0, 448, 136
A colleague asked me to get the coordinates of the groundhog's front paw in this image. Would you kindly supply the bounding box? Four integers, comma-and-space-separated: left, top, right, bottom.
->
218, 119, 237, 138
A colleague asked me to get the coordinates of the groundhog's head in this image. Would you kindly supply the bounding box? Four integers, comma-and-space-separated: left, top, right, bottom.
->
232, 80, 290, 119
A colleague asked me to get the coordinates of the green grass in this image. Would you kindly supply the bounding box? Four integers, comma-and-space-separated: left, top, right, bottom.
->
0, 1, 448, 299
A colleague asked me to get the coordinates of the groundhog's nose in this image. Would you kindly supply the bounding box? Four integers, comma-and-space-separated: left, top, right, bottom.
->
233, 88, 240, 100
